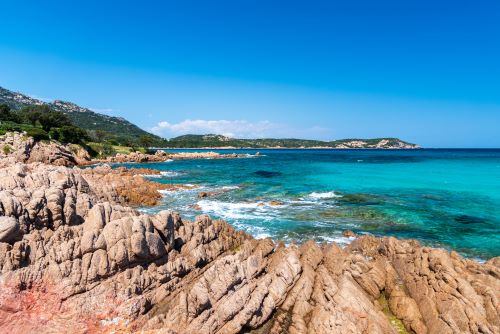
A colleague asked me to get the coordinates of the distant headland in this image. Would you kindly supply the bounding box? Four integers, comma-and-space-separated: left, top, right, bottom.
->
1, 85, 419, 150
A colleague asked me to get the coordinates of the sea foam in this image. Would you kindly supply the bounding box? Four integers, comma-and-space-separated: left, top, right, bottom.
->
308, 191, 342, 200
160, 171, 182, 177
196, 200, 278, 220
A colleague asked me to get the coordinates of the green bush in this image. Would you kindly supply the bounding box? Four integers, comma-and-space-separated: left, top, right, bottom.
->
57, 125, 90, 144
87, 142, 116, 158
49, 128, 60, 141
108, 139, 119, 146
2, 144, 12, 155
0, 121, 38, 133
0, 104, 22, 123
38, 111, 72, 132
26, 128, 50, 141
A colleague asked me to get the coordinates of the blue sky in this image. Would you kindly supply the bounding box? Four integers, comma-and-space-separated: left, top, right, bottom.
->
0, 0, 499, 147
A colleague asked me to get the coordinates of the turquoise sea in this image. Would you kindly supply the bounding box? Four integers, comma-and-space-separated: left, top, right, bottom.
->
120, 149, 500, 260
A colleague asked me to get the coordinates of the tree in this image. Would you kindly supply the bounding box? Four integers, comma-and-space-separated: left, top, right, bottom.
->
57, 126, 90, 144
18, 105, 51, 126
38, 111, 72, 132
0, 104, 21, 123
94, 130, 106, 142
26, 128, 49, 141
19, 110, 42, 126
139, 135, 154, 148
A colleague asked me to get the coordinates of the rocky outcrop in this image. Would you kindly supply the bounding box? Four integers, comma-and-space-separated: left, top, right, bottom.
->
67, 143, 91, 164
0, 132, 78, 167
334, 139, 420, 149
104, 150, 170, 163
163, 151, 254, 160
0, 162, 498, 333
80, 165, 194, 206
85, 150, 257, 164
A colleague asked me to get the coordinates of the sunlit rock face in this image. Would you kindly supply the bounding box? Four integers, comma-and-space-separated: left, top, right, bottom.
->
0, 132, 78, 167
0, 139, 498, 334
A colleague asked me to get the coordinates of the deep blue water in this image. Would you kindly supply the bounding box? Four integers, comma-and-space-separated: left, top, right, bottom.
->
120, 149, 500, 260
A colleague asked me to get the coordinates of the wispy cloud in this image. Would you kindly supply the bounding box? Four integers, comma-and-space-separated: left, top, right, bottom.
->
151, 119, 331, 139
151, 119, 284, 138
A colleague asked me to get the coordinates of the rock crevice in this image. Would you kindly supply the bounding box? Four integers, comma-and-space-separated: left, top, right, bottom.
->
0, 140, 498, 334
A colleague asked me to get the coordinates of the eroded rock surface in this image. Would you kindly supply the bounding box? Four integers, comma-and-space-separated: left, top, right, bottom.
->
0, 156, 498, 333
0, 132, 78, 167
86, 150, 257, 164
81, 165, 194, 206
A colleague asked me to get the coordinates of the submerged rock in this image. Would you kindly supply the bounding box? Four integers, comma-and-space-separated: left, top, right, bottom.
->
342, 229, 356, 238
254, 170, 282, 178
454, 214, 488, 224
0, 149, 498, 333
338, 193, 384, 205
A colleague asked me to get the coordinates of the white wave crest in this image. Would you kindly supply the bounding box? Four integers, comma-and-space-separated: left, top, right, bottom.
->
138, 174, 161, 178
319, 235, 354, 246
308, 191, 342, 200
160, 171, 182, 177
158, 184, 200, 195
196, 200, 278, 220
221, 185, 240, 190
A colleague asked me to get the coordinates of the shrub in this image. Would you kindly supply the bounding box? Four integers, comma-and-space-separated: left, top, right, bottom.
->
26, 128, 50, 141
0, 104, 22, 123
48, 126, 90, 144
60, 126, 90, 144
49, 128, 60, 141
87, 142, 116, 158
38, 111, 72, 132
139, 135, 154, 148
2, 144, 12, 155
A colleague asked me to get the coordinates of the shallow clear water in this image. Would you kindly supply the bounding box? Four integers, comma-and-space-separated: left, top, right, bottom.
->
119, 149, 500, 260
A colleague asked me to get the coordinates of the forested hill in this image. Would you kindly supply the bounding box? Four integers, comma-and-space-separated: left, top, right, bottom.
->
159, 134, 420, 149
0, 86, 165, 146
1, 86, 420, 149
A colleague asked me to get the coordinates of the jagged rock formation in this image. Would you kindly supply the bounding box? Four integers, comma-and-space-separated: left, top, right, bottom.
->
0, 132, 77, 167
83, 150, 256, 164
80, 165, 195, 206
0, 143, 498, 333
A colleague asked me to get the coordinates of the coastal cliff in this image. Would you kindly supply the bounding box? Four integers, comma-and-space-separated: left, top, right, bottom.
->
0, 135, 498, 334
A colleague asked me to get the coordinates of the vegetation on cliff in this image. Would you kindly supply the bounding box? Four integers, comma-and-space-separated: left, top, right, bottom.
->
0, 86, 166, 147
0, 101, 153, 158
1, 85, 420, 152
160, 134, 420, 149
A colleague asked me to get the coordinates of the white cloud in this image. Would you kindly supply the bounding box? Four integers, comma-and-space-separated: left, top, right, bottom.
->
151, 119, 283, 138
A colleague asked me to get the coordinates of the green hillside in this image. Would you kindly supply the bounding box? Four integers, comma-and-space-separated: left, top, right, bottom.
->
161, 134, 420, 149
1, 86, 419, 149
0, 86, 166, 146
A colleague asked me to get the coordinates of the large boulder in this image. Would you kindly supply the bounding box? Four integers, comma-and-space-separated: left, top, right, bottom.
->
0, 216, 22, 243
0, 132, 77, 167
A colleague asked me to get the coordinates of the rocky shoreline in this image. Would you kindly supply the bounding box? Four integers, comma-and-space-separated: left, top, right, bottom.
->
84, 150, 260, 165
0, 134, 499, 334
